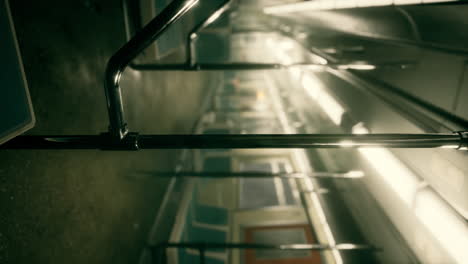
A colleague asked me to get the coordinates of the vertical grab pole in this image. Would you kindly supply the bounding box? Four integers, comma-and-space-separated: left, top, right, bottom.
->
186, 0, 232, 67
104, 0, 199, 140
199, 246, 206, 264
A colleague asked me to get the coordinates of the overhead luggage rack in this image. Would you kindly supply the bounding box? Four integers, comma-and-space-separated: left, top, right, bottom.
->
1, 0, 467, 150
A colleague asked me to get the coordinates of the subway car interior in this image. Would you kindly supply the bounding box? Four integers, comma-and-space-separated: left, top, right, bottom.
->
1, 0, 468, 263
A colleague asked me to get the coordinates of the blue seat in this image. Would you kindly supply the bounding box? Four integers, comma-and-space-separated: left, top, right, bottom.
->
189, 188, 228, 226
184, 205, 227, 253
192, 203, 228, 226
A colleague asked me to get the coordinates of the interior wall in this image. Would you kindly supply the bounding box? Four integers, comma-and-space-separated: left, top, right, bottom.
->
0, 1, 217, 263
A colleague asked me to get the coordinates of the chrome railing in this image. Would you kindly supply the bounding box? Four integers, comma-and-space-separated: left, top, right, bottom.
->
2, 133, 467, 149
1, 0, 467, 150
150, 242, 376, 264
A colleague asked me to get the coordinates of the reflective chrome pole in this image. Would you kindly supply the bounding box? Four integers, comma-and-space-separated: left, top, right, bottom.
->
104, 0, 199, 140
137, 133, 466, 149
1, 133, 466, 150
135, 171, 365, 178
155, 242, 375, 251
186, 0, 232, 67
130, 61, 414, 71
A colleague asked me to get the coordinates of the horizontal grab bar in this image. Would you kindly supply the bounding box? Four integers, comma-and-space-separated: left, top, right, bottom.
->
130, 61, 414, 71
2, 132, 466, 150
153, 242, 376, 251
134, 171, 364, 178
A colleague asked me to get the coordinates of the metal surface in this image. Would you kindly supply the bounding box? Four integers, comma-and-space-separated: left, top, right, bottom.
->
153, 242, 375, 250
124, 0, 413, 72
136, 171, 364, 178
131, 61, 414, 71
2, 133, 466, 150
151, 242, 375, 264
132, 62, 284, 71
3, 0, 467, 152
185, 0, 232, 67
105, 0, 199, 139
125, 0, 232, 70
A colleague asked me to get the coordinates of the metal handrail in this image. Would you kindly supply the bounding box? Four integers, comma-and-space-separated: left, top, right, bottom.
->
123, 0, 233, 70
271, 16, 468, 133
133, 171, 364, 178
1, 0, 467, 150
267, 1, 468, 57
105, 0, 199, 140
123, 0, 413, 72
2, 133, 467, 149
154, 242, 374, 250
151, 242, 376, 264
185, 0, 232, 67
130, 61, 415, 71
346, 71, 468, 131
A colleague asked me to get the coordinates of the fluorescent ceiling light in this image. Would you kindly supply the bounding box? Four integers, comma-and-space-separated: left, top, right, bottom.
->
264, 1, 319, 14
353, 124, 419, 206
423, 0, 456, 2
414, 188, 468, 263
352, 123, 468, 262
394, 0, 422, 4
264, 0, 458, 14
268, 38, 295, 65
335, 0, 357, 8
320, 0, 335, 9
345, 170, 365, 178
440, 145, 459, 149
301, 75, 345, 125
279, 41, 294, 50
352, 122, 370, 134
289, 68, 302, 79
317, 90, 345, 125
359, 0, 393, 6
359, 147, 420, 205
338, 140, 358, 147
337, 64, 376, 70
